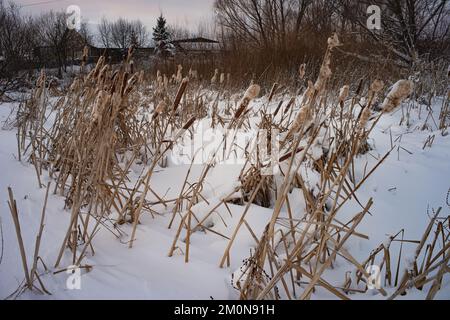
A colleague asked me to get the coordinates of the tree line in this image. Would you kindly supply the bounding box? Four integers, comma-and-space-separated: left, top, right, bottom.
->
1, 0, 449, 94
0, 1, 180, 86
214, 0, 449, 77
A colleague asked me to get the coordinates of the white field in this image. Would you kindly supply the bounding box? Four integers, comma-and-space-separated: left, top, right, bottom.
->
0, 91, 449, 300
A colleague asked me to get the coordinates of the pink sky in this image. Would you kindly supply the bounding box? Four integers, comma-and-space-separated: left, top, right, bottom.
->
15, 0, 215, 31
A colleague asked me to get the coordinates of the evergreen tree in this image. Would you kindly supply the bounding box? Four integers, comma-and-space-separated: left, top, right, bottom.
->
152, 14, 173, 57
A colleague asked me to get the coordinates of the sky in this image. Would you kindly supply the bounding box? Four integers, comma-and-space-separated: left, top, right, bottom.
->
14, 0, 216, 33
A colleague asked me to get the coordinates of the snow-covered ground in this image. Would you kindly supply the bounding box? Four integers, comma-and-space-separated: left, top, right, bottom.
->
0, 93, 449, 300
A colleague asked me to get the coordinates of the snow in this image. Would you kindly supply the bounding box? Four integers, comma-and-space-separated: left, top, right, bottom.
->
0, 92, 449, 300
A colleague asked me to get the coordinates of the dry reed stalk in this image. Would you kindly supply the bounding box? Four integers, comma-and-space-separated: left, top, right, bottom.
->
29, 181, 51, 285
7, 187, 31, 289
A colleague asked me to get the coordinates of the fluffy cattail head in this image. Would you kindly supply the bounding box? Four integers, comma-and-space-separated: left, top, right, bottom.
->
288, 104, 311, 138
92, 90, 109, 121
303, 80, 315, 101
295, 105, 311, 126
234, 84, 260, 119
244, 84, 260, 100
153, 101, 166, 118
338, 85, 350, 103
299, 63, 306, 79
358, 107, 371, 131
381, 80, 414, 113
211, 69, 219, 84
327, 33, 342, 49
370, 79, 384, 93
176, 65, 183, 83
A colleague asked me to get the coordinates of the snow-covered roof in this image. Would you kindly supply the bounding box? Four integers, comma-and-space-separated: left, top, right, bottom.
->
171, 37, 219, 44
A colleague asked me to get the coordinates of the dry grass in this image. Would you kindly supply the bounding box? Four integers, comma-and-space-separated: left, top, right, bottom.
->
9, 33, 450, 300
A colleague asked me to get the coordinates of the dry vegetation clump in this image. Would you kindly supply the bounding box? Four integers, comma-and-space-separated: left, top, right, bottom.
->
214, 34, 449, 300
9, 32, 449, 300
15, 49, 202, 268
343, 204, 450, 300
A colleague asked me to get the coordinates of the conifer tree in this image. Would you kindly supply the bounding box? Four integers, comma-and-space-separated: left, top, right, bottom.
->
152, 14, 173, 57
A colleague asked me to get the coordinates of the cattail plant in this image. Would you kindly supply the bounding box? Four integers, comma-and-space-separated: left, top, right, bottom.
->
176, 64, 183, 83
338, 85, 350, 103
382, 80, 414, 113
233, 84, 260, 120
211, 68, 219, 84
299, 63, 306, 80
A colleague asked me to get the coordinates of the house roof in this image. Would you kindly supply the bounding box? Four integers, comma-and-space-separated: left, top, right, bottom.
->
171, 37, 219, 44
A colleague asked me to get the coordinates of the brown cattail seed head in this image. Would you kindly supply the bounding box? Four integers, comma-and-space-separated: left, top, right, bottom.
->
268, 82, 278, 102
381, 80, 414, 113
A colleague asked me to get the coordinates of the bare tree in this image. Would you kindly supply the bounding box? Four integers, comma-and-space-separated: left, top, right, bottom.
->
97, 18, 149, 49
98, 17, 112, 48
35, 11, 70, 77
215, 0, 449, 74
214, 0, 315, 51
79, 22, 94, 46
336, 0, 450, 64
0, 0, 37, 95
